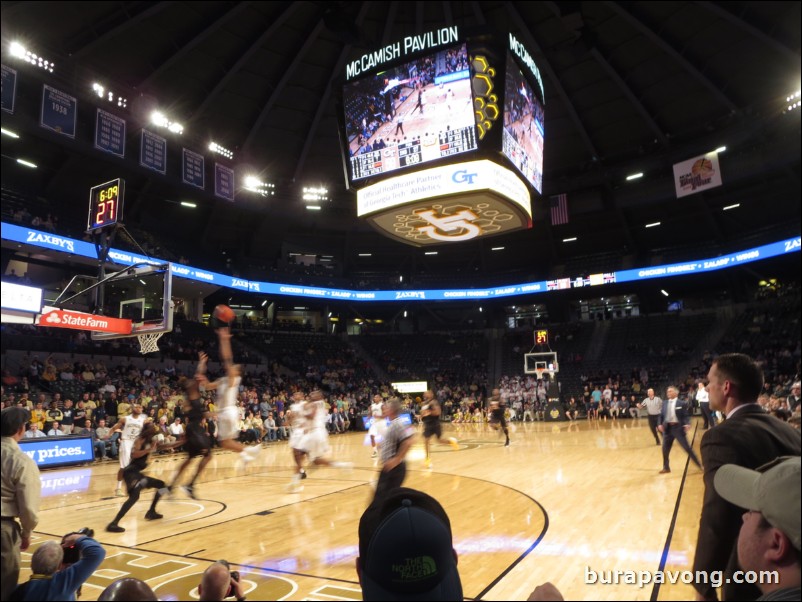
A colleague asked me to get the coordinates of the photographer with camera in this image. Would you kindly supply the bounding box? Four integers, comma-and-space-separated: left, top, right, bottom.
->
198, 560, 246, 601
9, 529, 105, 601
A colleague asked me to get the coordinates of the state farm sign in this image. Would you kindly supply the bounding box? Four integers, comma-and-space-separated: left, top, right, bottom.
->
36, 308, 132, 334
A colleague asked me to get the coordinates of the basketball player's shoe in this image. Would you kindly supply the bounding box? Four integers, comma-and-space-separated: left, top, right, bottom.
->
448, 437, 459, 450
286, 474, 304, 493
240, 444, 261, 464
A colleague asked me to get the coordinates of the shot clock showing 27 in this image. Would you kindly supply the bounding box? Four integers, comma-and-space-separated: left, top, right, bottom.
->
87, 178, 124, 231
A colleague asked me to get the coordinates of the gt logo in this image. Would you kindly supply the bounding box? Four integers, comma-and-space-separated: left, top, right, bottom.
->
415, 209, 482, 242
452, 169, 478, 185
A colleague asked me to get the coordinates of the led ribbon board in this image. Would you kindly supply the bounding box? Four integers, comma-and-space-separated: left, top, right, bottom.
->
2, 223, 799, 302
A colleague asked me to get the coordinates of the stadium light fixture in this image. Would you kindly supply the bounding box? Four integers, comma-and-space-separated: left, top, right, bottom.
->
491, 246, 505, 251
722, 203, 740, 211
626, 172, 643, 181
358, 253, 372, 257
151, 111, 183, 135
562, 237, 577, 242
306, 206, 322, 211
92, 83, 127, 108
714, 146, 726, 153
244, 176, 275, 196
209, 141, 233, 159
180, 201, 196, 208
661, 289, 669, 297
645, 222, 661, 228
16, 158, 37, 168
9, 41, 54, 73
302, 187, 328, 203
1, 128, 20, 138
425, 251, 438, 255
784, 91, 800, 113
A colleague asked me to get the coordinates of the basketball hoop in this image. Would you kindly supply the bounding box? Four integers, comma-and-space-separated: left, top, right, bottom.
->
535, 368, 546, 381
137, 332, 164, 354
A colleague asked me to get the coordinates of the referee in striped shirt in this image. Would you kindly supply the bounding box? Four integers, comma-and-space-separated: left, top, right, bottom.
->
639, 388, 663, 445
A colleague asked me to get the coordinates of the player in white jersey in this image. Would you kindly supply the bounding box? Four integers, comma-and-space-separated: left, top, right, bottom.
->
108, 403, 147, 496
197, 327, 260, 465
287, 390, 352, 492
368, 394, 386, 458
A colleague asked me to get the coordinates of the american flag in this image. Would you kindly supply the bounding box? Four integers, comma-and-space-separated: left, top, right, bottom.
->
550, 194, 569, 225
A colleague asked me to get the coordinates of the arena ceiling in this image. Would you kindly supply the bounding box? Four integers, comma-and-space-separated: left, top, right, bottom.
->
1, 1, 800, 288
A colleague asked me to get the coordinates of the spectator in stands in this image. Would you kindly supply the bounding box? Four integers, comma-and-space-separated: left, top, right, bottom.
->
60, 399, 75, 434
24, 423, 46, 439
790, 382, 801, 412
168, 417, 185, 441
263, 412, 278, 442
96, 419, 117, 459
74, 418, 93, 436
30, 402, 46, 430
357, 488, 462, 601
47, 421, 64, 437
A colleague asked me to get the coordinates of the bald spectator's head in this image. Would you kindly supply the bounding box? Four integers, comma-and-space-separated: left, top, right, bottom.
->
199, 561, 231, 601
31, 541, 63, 575
98, 578, 157, 601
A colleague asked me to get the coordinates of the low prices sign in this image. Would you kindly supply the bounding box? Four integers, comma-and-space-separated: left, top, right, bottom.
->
36, 308, 132, 334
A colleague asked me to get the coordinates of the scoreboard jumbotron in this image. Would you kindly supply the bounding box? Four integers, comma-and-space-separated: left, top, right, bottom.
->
336, 28, 545, 247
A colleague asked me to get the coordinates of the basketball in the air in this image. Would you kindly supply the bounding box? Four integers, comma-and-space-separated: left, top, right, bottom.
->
213, 304, 236, 324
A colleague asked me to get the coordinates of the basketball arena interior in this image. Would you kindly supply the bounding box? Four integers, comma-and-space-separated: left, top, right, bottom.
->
1, 2, 800, 601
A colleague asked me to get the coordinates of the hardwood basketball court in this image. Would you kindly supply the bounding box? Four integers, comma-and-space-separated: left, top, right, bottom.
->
21, 418, 706, 600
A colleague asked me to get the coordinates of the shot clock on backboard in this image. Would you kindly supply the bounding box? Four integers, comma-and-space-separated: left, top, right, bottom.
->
87, 178, 124, 231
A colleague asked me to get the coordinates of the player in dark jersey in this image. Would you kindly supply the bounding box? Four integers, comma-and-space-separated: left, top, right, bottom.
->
420, 390, 459, 469
106, 421, 182, 533
488, 388, 510, 447
168, 353, 213, 500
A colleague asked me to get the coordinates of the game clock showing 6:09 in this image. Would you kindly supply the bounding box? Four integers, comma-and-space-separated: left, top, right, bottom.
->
87, 178, 124, 231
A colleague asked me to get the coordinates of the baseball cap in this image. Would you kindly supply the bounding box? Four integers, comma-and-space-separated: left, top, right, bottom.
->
358, 488, 462, 601
714, 456, 801, 550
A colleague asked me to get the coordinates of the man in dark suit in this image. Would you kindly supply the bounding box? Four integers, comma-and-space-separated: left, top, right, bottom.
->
658, 385, 701, 473
693, 353, 801, 601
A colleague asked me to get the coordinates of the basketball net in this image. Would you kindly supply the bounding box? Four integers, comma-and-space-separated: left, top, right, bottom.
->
535, 368, 546, 381
137, 332, 164, 354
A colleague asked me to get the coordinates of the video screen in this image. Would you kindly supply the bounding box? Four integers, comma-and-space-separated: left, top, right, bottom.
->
342, 44, 477, 182
502, 53, 544, 193
361, 412, 413, 430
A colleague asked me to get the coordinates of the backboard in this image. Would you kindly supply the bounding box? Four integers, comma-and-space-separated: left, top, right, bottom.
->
524, 351, 558, 375
52, 263, 173, 341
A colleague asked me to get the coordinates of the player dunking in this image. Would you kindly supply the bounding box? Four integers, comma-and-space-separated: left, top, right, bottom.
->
488, 389, 510, 446
198, 327, 260, 465
368, 394, 386, 458
106, 421, 182, 532
108, 403, 147, 497
168, 352, 213, 499
420, 390, 458, 468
